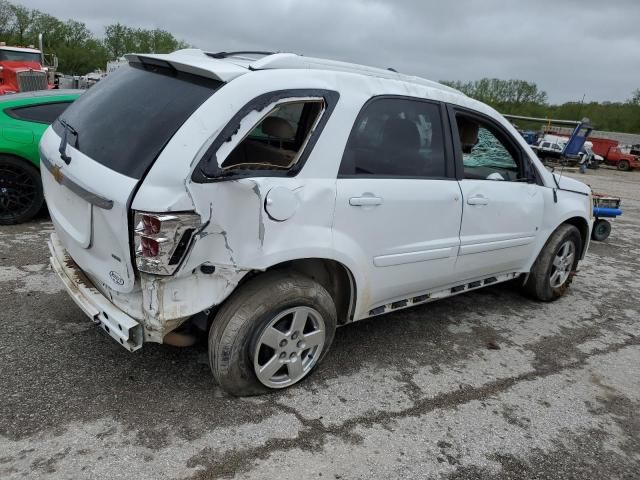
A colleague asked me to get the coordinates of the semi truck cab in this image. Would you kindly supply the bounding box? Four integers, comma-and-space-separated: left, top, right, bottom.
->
0, 44, 52, 94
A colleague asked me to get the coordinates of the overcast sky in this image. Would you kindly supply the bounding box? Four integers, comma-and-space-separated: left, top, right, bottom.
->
18, 0, 640, 103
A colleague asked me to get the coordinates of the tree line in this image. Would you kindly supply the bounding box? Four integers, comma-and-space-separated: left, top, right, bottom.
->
0, 0, 188, 74
441, 79, 640, 134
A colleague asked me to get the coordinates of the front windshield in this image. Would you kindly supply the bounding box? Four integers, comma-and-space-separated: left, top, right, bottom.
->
0, 50, 41, 63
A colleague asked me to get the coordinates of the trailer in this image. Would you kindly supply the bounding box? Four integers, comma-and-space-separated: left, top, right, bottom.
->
591, 195, 622, 241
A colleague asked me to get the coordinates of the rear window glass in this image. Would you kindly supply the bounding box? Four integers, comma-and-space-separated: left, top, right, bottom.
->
8, 101, 72, 124
54, 63, 221, 179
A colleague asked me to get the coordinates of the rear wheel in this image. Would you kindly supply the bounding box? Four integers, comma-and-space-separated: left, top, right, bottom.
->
208, 271, 337, 396
617, 160, 630, 171
0, 155, 43, 225
524, 224, 582, 301
591, 219, 611, 241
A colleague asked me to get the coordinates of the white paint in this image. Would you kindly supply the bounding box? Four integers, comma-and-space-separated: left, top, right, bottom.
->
40, 50, 593, 347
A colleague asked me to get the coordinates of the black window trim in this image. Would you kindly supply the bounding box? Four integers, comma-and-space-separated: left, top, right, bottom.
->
191, 89, 340, 183
4, 100, 74, 125
337, 94, 456, 181
446, 104, 543, 186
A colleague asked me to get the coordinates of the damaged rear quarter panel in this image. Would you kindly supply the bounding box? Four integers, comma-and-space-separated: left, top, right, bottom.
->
186, 177, 339, 272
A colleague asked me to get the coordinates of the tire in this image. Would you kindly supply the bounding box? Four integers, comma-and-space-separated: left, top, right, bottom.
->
617, 160, 630, 171
591, 219, 611, 241
208, 271, 337, 396
0, 155, 44, 225
524, 224, 582, 302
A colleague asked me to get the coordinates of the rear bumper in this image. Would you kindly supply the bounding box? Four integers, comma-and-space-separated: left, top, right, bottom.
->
49, 233, 143, 351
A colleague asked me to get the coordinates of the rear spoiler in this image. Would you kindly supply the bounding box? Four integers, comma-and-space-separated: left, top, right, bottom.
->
124, 50, 247, 83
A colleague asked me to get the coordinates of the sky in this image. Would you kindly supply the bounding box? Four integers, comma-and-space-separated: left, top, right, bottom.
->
17, 0, 640, 103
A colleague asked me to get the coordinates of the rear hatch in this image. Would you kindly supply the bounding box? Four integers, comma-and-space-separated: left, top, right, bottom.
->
41, 58, 223, 293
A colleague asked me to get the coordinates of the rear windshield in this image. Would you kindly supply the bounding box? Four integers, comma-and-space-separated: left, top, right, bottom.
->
54, 62, 221, 179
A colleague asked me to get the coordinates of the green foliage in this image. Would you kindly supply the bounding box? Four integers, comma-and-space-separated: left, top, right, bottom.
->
441, 78, 547, 106
103, 23, 188, 60
441, 78, 640, 134
0, 1, 189, 75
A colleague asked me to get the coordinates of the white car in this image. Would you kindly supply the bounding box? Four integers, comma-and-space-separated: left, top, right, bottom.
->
41, 50, 593, 395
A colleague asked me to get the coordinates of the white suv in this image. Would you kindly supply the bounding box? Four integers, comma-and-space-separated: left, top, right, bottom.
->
41, 50, 593, 395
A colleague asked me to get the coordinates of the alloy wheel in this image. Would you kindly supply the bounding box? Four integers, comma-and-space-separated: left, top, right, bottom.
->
550, 240, 575, 288
253, 306, 326, 388
0, 164, 37, 222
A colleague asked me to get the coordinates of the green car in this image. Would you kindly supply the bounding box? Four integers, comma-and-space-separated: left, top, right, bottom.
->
0, 89, 82, 224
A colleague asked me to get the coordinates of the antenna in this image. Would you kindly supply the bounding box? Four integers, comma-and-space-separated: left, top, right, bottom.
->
557, 159, 566, 186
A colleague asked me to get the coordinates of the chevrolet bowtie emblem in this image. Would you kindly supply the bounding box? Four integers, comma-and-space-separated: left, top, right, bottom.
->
51, 164, 64, 184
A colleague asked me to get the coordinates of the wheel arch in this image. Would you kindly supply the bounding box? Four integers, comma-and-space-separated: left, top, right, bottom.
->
561, 215, 590, 259
0, 151, 39, 169
244, 258, 357, 326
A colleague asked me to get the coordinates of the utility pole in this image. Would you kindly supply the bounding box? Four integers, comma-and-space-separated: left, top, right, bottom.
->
577, 93, 586, 118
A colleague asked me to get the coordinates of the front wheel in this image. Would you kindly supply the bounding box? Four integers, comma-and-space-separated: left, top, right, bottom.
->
208, 271, 337, 396
617, 160, 630, 171
524, 224, 582, 301
0, 155, 44, 225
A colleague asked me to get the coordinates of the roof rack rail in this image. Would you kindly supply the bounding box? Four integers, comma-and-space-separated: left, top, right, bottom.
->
206, 51, 275, 59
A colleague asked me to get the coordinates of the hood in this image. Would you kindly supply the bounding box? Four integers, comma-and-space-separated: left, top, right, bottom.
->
0, 60, 44, 72
553, 173, 591, 195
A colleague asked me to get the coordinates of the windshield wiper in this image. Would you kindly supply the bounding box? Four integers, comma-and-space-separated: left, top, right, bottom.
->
58, 119, 78, 164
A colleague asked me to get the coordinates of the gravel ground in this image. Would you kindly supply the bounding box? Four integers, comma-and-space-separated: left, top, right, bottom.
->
1, 167, 639, 479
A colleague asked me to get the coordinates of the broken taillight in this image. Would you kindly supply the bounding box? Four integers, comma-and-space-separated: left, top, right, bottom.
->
140, 236, 160, 257
134, 212, 201, 275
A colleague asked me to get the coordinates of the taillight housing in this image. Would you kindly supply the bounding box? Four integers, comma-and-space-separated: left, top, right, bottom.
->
134, 212, 201, 275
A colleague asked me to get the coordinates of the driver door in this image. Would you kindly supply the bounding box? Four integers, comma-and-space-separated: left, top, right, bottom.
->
450, 108, 544, 280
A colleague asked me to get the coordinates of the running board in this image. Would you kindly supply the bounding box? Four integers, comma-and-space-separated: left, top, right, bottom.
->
367, 272, 520, 318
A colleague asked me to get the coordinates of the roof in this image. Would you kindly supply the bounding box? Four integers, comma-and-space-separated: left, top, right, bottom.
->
0, 46, 41, 53
125, 49, 463, 96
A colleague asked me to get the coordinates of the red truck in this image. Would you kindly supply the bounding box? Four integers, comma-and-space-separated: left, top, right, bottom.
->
589, 137, 640, 171
0, 42, 53, 95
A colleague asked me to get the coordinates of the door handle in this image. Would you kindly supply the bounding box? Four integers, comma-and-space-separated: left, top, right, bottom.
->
349, 196, 383, 206
467, 195, 489, 206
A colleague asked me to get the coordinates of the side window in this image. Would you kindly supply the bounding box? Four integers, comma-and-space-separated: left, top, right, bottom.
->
8, 102, 72, 124
222, 100, 324, 171
542, 142, 551, 148
455, 114, 521, 181
339, 97, 447, 178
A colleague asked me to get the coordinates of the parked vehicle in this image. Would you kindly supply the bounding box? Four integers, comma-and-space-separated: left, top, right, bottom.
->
517, 130, 539, 145
0, 37, 57, 95
531, 138, 565, 159
604, 148, 640, 171
588, 137, 640, 171
0, 89, 82, 224
42, 50, 593, 395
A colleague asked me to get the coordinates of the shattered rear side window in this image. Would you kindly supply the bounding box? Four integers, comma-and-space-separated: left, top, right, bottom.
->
221, 100, 325, 171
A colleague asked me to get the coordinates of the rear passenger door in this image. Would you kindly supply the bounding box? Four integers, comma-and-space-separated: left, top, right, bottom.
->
333, 97, 462, 310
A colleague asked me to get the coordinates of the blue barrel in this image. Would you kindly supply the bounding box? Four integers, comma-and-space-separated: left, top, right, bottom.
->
593, 207, 622, 218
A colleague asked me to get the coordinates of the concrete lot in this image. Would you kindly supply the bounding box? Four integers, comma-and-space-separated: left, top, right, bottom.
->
1, 168, 639, 479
